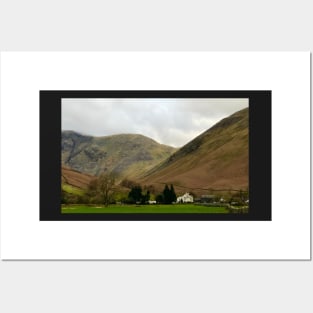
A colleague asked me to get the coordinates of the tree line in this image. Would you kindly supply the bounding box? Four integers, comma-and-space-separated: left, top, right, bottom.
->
62, 172, 116, 206
62, 172, 177, 206
127, 183, 177, 204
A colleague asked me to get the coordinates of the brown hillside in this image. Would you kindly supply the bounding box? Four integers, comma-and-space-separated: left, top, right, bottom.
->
139, 108, 249, 196
61, 166, 95, 189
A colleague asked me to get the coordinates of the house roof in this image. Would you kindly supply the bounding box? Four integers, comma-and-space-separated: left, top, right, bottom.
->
178, 193, 193, 197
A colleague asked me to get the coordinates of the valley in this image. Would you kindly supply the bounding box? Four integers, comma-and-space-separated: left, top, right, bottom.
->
61, 107, 249, 205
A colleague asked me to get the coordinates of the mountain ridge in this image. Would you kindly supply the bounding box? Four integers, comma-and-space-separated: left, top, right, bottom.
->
61, 131, 177, 178
139, 108, 249, 194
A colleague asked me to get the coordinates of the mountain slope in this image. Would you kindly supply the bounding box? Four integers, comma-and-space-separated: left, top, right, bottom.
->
62, 166, 95, 189
139, 108, 249, 194
62, 131, 176, 178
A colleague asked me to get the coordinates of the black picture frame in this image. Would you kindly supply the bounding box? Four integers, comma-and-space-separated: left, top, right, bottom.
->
40, 90, 271, 221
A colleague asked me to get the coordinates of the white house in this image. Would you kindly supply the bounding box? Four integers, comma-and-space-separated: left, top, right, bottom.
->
177, 192, 194, 203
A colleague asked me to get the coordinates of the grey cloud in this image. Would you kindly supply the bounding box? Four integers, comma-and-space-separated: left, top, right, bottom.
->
62, 98, 248, 147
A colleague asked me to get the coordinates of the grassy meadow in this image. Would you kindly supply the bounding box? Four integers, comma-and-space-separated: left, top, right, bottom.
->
62, 204, 230, 214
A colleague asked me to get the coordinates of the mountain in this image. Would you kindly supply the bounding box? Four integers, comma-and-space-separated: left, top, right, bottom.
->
61, 131, 177, 179
139, 108, 249, 194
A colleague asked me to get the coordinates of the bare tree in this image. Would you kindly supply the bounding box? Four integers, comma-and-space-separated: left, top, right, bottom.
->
88, 172, 116, 206
98, 172, 116, 206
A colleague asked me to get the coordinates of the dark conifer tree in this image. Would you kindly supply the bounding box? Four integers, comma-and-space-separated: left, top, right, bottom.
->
163, 184, 171, 204
146, 190, 150, 201
170, 184, 177, 203
156, 194, 164, 204
128, 185, 143, 203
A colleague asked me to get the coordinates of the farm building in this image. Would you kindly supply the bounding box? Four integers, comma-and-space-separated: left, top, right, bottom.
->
200, 195, 217, 203
177, 193, 194, 203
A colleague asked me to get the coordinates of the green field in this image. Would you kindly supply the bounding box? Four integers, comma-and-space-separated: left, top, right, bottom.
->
62, 184, 85, 196
62, 204, 230, 214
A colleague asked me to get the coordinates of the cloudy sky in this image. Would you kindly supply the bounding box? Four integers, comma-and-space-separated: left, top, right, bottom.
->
62, 98, 248, 147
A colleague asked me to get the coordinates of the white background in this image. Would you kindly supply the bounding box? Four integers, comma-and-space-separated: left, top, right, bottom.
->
1, 52, 310, 260
0, 1, 312, 312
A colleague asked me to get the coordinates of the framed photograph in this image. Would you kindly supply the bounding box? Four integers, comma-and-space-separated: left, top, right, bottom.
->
1, 52, 310, 260
40, 90, 271, 221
